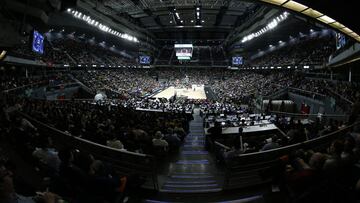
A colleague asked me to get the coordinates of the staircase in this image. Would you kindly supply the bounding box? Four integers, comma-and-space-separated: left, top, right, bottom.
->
160, 108, 222, 193
169, 48, 175, 65
209, 46, 214, 66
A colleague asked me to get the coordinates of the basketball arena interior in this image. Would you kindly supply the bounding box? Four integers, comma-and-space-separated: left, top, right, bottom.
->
1, 0, 360, 202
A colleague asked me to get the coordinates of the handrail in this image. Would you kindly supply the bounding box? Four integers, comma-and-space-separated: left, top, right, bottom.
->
2, 81, 47, 93
18, 111, 152, 158
233, 141, 301, 158
17, 111, 159, 190
326, 87, 354, 105
214, 141, 231, 150
276, 126, 287, 137
223, 121, 360, 189
268, 110, 348, 118
288, 87, 327, 98
74, 136, 149, 157
46, 82, 80, 90
68, 73, 95, 94
262, 87, 288, 99
230, 121, 359, 158
3, 81, 82, 95
24, 99, 194, 114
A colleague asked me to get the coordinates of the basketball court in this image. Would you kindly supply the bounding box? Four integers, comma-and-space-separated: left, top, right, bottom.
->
153, 85, 207, 100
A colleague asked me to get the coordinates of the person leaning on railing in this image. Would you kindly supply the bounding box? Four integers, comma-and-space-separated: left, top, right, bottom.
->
206, 121, 223, 151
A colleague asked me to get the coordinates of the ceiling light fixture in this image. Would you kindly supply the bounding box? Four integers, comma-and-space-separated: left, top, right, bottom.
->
66, 8, 139, 43
241, 11, 289, 43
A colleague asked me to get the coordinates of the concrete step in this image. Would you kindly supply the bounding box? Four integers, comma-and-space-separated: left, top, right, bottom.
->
175, 159, 209, 165
160, 188, 222, 193
181, 151, 208, 155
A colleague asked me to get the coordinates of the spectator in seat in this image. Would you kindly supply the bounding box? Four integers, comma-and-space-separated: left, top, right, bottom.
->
106, 134, 125, 150
0, 160, 58, 203
323, 139, 344, 176
261, 135, 280, 151
287, 124, 305, 144
207, 121, 222, 140
284, 152, 326, 199
223, 136, 242, 160
341, 135, 356, 166
356, 178, 360, 199
206, 121, 223, 151
348, 98, 360, 124
174, 126, 186, 141
163, 128, 181, 151
58, 148, 88, 196
87, 160, 125, 202
32, 136, 61, 173
18, 116, 37, 133
152, 131, 168, 150
132, 128, 150, 145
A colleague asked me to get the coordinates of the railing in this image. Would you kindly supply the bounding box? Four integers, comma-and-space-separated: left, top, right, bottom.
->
288, 87, 327, 101
7, 51, 37, 60
223, 121, 360, 190
2, 81, 48, 94
262, 87, 288, 100
261, 86, 327, 102
68, 74, 95, 94
18, 112, 159, 190
45, 82, 80, 91
29, 98, 194, 115
263, 86, 353, 114
268, 110, 349, 122
325, 87, 354, 113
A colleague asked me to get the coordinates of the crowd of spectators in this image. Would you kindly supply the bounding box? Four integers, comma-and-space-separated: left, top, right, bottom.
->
249, 35, 335, 67
275, 131, 360, 202
212, 113, 348, 161
19, 99, 189, 154
0, 72, 73, 93
70, 68, 360, 115
10, 36, 137, 67
294, 78, 360, 104
72, 69, 163, 99
1, 67, 360, 202
0, 76, 45, 92
48, 38, 136, 67
209, 111, 360, 202
328, 81, 360, 103
121, 98, 194, 113
2, 66, 359, 117
0, 99, 139, 202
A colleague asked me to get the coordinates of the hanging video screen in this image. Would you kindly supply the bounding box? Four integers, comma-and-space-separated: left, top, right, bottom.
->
174, 44, 193, 57
139, 56, 151, 64
32, 30, 44, 54
232, 56, 243, 65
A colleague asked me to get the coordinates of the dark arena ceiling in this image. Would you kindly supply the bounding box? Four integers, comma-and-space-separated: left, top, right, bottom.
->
1, 0, 359, 51
97, 0, 258, 37
75, 0, 359, 40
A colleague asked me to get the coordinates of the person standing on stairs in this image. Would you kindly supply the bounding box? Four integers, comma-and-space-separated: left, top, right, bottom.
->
206, 121, 222, 151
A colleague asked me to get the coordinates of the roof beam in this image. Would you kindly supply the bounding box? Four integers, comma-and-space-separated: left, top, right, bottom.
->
214, 6, 227, 26
144, 9, 164, 27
